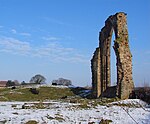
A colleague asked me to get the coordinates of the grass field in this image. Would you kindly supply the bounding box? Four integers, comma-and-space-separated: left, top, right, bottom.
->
0, 86, 76, 101
0, 85, 119, 108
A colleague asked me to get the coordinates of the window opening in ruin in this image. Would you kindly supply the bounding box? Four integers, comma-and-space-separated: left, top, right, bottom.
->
110, 33, 117, 86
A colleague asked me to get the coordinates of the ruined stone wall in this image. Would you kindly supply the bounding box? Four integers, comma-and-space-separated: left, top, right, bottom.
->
91, 12, 134, 99
91, 48, 101, 98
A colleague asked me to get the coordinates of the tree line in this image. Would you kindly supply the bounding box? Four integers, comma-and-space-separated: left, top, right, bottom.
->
6, 74, 72, 86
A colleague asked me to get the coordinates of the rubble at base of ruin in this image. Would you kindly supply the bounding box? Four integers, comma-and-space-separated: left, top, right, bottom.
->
91, 12, 134, 99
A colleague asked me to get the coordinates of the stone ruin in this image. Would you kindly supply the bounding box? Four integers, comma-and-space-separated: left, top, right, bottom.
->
91, 12, 134, 99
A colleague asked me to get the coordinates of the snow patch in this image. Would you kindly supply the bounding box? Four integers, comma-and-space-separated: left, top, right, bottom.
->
0, 99, 149, 124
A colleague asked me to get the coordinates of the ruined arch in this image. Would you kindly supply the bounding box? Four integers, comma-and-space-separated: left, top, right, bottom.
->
91, 12, 134, 99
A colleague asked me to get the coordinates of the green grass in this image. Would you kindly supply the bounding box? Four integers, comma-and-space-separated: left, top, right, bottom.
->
0, 86, 120, 109
100, 119, 113, 124
25, 120, 38, 124
0, 86, 76, 101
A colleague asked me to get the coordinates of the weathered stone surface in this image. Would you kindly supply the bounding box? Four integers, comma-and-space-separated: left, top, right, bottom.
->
91, 12, 134, 99
91, 47, 101, 98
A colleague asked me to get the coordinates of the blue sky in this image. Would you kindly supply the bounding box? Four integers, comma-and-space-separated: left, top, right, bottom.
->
0, 0, 150, 86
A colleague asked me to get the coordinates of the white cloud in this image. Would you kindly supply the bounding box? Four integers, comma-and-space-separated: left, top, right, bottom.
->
32, 42, 86, 63
42, 36, 60, 41
0, 37, 31, 55
42, 17, 74, 27
11, 29, 17, 34
20, 32, 31, 36
43, 17, 65, 25
0, 36, 89, 63
11, 28, 31, 37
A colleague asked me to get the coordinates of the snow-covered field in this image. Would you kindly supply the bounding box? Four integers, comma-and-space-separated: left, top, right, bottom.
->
0, 99, 149, 124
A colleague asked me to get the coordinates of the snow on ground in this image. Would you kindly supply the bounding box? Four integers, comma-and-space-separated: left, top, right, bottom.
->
0, 99, 149, 124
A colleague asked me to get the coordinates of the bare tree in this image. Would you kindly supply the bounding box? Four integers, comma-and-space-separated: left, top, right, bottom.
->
30, 74, 46, 84
13, 80, 20, 86
6, 80, 15, 87
52, 78, 72, 86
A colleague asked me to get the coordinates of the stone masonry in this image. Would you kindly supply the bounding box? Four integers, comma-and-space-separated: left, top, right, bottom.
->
91, 12, 134, 99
